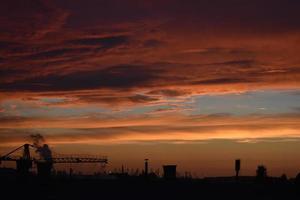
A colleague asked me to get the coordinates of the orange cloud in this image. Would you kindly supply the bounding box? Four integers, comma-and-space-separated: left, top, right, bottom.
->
1, 1, 300, 106
0, 113, 299, 146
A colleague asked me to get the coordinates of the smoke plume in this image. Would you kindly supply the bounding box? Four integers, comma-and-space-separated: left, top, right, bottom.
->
30, 134, 52, 161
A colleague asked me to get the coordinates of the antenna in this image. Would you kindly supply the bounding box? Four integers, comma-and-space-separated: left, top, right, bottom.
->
235, 159, 241, 179
144, 159, 149, 177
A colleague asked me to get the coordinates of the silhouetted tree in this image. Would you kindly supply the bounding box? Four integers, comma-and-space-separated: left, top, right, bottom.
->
256, 165, 267, 182
295, 173, 300, 185
280, 174, 287, 182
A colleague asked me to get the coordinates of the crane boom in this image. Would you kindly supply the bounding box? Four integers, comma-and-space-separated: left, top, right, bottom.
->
0, 144, 108, 176
52, 157, 108, 164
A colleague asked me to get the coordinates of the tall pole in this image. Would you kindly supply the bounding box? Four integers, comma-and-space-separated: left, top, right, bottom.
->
144, 159, 148, 177
235, 159, 241, 180
23, 144, 31, 160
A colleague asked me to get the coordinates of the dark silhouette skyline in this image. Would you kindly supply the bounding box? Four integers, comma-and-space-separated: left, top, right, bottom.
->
0, 1, 299, 199
0, 142, 299, 181
1, 141, 300, 199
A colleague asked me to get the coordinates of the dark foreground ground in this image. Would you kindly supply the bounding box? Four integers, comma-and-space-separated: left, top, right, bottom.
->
1, 178, 300, 200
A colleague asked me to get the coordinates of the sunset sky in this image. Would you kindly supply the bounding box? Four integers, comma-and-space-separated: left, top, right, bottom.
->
1, 0, 300, 177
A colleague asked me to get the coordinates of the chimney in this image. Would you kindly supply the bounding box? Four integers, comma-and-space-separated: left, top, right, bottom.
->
23, 144, 31, 160
144, 159, 148, 176
235, 159, 241, 179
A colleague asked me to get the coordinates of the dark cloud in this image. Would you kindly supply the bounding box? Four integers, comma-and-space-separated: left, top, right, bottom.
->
0, 0, 68, 41
161, 0, 300, 35
183, 48, 254, 56
75, 94, 159, 105
28, 48, 91, 60
193, 78, 254, 85
0, 69, 28, 81
148, 89, 188, 97
211, 60, 255, 68
0, 41, 21, 49
0, 116, 33, 124
143, 39, 165, 48
0, 0, 299, 103
0, 58, 298, 95
68, 35, 129, 47
50, 0, 300, 34
0, 64, 162, 92
128, 94, 159, 103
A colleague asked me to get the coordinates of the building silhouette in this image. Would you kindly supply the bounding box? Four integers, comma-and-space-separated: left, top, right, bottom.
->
163, 165, 177, 180
256, 165, 267, 182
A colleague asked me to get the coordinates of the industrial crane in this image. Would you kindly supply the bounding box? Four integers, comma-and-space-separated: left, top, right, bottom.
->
0, 143, 108, 177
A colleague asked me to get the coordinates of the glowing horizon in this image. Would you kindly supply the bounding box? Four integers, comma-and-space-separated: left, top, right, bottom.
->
1, 0, 300, 177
